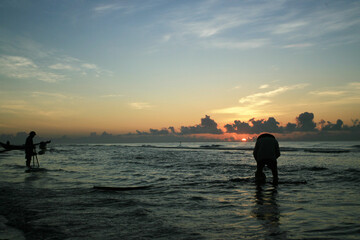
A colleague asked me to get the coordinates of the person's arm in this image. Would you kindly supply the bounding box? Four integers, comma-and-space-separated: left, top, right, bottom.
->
253, 141, 259, 160
275, 140, 280, 159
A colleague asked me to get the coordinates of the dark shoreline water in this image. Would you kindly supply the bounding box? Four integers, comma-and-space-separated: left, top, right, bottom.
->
1, 141, 359, 239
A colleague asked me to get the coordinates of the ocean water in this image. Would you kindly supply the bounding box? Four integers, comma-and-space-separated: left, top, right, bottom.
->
0, 141, 359, 240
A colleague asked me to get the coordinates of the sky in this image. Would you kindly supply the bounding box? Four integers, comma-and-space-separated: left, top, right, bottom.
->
0, 0, 360, 141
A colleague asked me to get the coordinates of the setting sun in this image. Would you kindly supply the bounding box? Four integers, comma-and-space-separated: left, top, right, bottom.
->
241, 138, 247, 142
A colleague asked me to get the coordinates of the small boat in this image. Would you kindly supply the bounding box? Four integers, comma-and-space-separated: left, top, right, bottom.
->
0, 140, 51, 152
0, 142, 25, 151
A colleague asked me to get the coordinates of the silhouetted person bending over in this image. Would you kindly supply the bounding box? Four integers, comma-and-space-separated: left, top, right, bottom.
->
25, 131, 36, 168
253, 133, 280, 184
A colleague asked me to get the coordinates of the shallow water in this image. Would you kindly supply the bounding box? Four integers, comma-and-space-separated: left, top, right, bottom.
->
0, 141, 359, 239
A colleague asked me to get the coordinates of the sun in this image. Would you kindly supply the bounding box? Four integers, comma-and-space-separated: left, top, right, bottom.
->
241, 138, 247, 142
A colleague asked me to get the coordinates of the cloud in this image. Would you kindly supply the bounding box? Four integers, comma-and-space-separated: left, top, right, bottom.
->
162, 34, 172, 42
100, 94, 124, 98
296, 112, 317, 132
156, 1, 360, 51
209, 39, 269, 50
93, 4, 127, 14
81, 63, 98, 70
0, 33, 111, 81
2, 56, 37, 68
0, 102, 28, 112
50, 59, 110, 77
276, 2, 360, 46
0, 53, 108, 83
180, 115, 223, 135
156, 0, 284, 50
319, 119, 343, 131
0, 55, 64, 82
49, 60, 100, 72
135, 126, 176, 136
239, 84, 309, 104
136, 128, 172, 136
49, 63, 78, 71
2, 113, 359, 143
273, 21, 309, 34
131, 112, 357, 139
169, 9, 250, 39
307, 83, 360, 106
129, 102, 153, 110
31, 91, 79, 100
137, 112, 357, 139
168, 126, 176, 134
310, 90, 346, 96
225, 112, 319, 134
92, 2, 157, 16
348, 82, 360, 89
225, 117, 282, 134
283, 43, 314, 48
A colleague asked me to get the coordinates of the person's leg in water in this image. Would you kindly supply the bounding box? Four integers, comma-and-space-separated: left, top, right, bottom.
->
267, 160, 278, 185
255, 161, 266, 184
26, 155, 32, 168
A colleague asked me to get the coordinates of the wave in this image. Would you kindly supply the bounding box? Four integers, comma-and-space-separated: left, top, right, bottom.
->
139, 144, 254, 151
136, 144, 355, 154
93, 186, 151, 191
336, 168, 360, 182
304, 166, 329, 171
229, 177, 307, 185
304, 149, 350, 153
3, 164, 25, 169
229, 177, 253, 183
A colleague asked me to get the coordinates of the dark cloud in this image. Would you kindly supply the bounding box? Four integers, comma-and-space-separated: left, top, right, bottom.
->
180, 115, 223, 135
225, 117, 282, 134
149, 128, 171, 135
1, 114, 360, 144
250, 117, 282, 133
284, 122, 297, 132
350, 119, 360, 131
224, 120, 252, 134
134, 116, 223, 136
319, 118, 360, 132
168, 127, 176, 134
320, 119, 343, 131
136, 127, 173, 136
296, 112, 317, 131
226, 112, 324, 134
101, 131, 112, 136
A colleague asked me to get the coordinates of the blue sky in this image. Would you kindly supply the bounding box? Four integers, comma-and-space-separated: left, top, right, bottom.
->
0, 0, 359, 137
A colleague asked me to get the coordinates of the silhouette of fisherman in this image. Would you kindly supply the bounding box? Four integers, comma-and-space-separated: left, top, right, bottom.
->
25, 131, 37, 168
253, 133, 280, 184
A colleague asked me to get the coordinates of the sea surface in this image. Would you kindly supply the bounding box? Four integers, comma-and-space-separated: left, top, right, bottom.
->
0, 141, 359, 240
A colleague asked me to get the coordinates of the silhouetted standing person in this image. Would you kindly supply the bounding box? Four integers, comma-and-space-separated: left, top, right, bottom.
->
25, 131, 36, 168
253, 133, 280, 184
